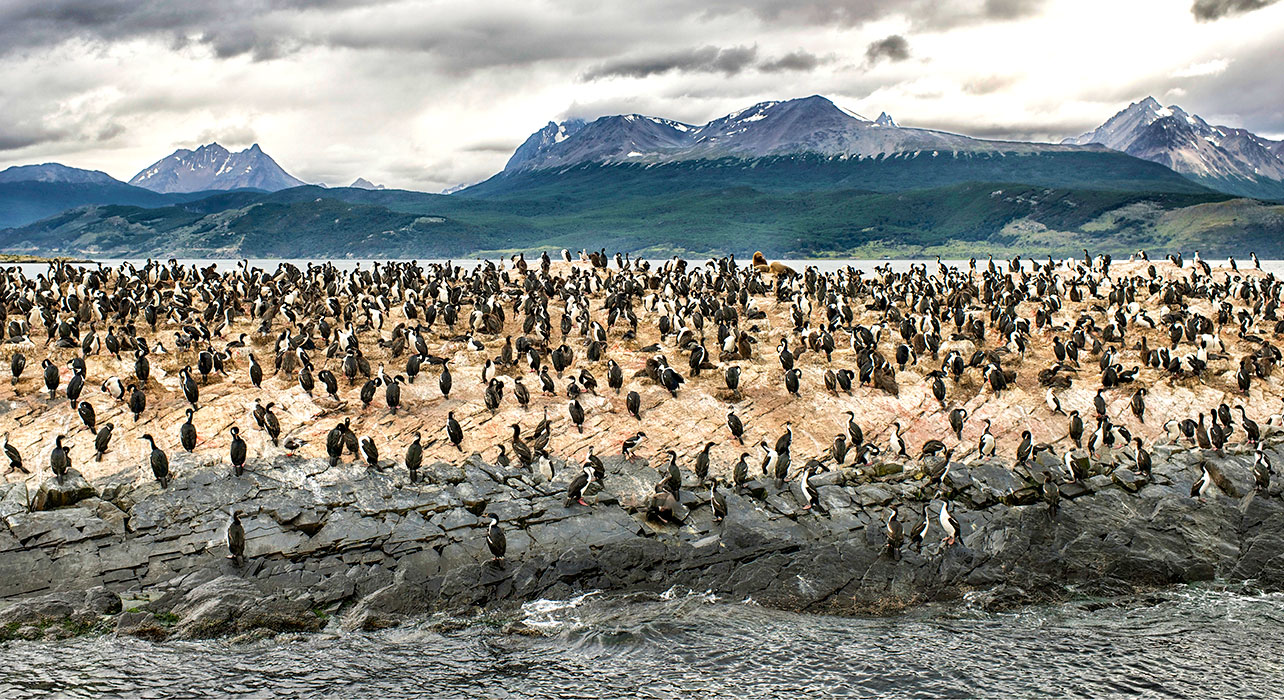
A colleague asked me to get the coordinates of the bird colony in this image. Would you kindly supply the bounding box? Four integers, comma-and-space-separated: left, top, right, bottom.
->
1, 249, 1281, 543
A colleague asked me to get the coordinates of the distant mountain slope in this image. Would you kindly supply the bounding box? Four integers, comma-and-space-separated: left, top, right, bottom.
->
465, 149, 1212, 200
1065, 97, 1284, 201
0, 163, 119, 185
0, 180, 237, 230
129, 143, 305, 193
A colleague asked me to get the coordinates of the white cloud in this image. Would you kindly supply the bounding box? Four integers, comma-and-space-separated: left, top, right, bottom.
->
1172, 58, 1231, 77
0, 0, 1281, 191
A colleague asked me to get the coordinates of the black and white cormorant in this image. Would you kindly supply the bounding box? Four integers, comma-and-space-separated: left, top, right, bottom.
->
485, 512, 506, 561
711, 481, 727, 522
565, 465, 594, 507
622, 431, 646, 460
727, 410, 744, 444
359, 436, 379, 469
884, 506, 904, 560
445, 411, 463, 451
939, 500, 960, 546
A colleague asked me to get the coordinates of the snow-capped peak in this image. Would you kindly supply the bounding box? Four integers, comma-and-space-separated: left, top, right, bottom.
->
1064, 97, 1284, 184
128, 142, 305, 193
501, 94, 1033, 173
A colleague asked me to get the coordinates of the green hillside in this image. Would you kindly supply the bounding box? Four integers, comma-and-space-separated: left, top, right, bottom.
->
0, 181, 259, 230
460, 150, 1214, 200
4, 177, 1277, 259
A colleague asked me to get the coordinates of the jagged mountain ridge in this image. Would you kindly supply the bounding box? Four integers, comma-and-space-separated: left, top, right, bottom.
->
129, 143, 305, 194
1065, 97, 1284, 199
501, 95, 1105, 174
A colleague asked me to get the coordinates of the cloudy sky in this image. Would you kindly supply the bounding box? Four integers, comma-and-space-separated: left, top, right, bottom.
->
1, 0, 1282, 192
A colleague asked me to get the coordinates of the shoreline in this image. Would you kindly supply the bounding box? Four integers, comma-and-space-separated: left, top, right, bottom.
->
3, 438, 1282, 642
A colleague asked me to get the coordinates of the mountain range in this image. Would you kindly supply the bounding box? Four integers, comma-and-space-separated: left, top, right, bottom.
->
1, 95, 1282, 258
502, 95, 1096, 174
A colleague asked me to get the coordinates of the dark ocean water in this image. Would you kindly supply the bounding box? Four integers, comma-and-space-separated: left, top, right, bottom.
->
3, 586, 1282, 698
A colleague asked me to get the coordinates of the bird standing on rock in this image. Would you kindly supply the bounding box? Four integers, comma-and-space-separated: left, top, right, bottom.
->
727, 411, 744, 444
42, 359, 59, 401
406, 433, 423, 483
445, 412, 463, 451
1254, 449, 1272, 492
50, 435, 71, 483
889, 422, 908, 460
948, 407, 967, 441
360, 436, 379, 469
1042, 473, 1060, 518
1191, 463, 1215, 501
694, 442, 714, 484
909, 504, 930, 552
939, 500, 960, 546
565, 465, 595, 507
229, 427, 247, 476
884, 506, 904, 560
180, 408, 198, 453
2, 433, 25, 475
622, 431, 646, 460
327, 422, 346, 467
140, 434, 169, 488
227, 511, 245, 566
485, 512, 506, 561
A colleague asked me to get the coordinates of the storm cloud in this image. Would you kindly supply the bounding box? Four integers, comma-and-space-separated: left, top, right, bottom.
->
583, 46, 760, 80
865, 35, 911, 64
1191, 0, 1279, 21
759, 51, 827, 72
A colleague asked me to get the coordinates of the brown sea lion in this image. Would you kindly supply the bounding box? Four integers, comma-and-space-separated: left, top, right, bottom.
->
752, 251, 797, 277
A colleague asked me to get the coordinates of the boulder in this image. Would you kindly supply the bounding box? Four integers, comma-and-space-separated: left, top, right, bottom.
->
1112, 468, 1146, 493
32, 470, 97, 510
115, 611, 169, 641
82, 586, 122, 615
170, 575, 261, 638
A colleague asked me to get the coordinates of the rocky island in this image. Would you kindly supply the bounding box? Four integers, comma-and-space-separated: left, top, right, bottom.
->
2, 251, 1283, 641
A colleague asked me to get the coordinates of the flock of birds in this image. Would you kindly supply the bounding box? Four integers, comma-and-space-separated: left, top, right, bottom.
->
0, 247, 1281, 566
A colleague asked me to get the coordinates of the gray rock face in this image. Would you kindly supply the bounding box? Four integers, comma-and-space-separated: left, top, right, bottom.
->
3, 446, 1284, 639
33, 470, 97, 510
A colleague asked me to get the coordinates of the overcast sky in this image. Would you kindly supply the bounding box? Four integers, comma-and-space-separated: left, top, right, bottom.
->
1, 0, 1282, 192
